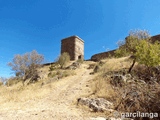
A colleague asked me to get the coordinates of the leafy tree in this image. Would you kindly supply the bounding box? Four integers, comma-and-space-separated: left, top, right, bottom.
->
57, 52, 70, 68
136, 40, 160, 67
115, 30, 151, 72
8, 50, 44, 83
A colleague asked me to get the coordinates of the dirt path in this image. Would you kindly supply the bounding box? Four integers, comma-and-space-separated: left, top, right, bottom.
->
0, 64, 95, 120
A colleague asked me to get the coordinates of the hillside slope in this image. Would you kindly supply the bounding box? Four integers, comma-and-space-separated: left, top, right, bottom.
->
0, 63, 96, 120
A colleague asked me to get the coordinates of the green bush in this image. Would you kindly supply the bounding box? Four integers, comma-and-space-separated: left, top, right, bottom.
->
115, 29, 151, 72
136, 40, 160, 67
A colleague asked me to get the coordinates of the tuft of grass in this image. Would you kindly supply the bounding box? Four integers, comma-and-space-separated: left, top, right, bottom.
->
0, 81, 3, 86
90, 76, 116, 101
48, 71, 57, 78
0, 80, 52, 104
6, 77, 22, 86
48, 70, 76, 79
100, 57, 132, 73
89, 56, 160, 118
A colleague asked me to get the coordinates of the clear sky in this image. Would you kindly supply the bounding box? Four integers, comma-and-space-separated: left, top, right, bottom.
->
0, 0, 160, 77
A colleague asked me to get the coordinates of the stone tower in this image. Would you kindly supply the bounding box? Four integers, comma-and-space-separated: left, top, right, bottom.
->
61, 36, 84, 61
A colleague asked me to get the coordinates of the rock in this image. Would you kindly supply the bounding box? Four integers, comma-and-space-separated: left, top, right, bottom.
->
106, 117, 133, 120
90, 117, 133, 120
52, 75, 59, 81
110, 74, 126, 87
68, 65, 76, 70
135, 79, 146, 84
88, 63, 96, 69
106, 118, 122, 120
98, 60, 105, 66
90, 117, 107, 120
72, 62, 80, 68
94, 65, 100, 73
66, 62, 80, 70
77, 98, 113, 112
90, 72, 94, 75
110, 73, 132, 87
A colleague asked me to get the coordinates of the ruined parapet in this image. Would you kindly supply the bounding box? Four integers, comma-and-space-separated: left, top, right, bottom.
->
91, 34, 160, 62
61, 36, 84, 61
91, 50, 116, 62
150, 34, 160, 43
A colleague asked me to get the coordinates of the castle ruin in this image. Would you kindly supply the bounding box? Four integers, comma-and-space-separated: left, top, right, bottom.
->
91, 34, 160, 61
61, 36, 84, 61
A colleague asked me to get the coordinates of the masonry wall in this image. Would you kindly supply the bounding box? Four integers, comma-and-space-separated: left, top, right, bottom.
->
91, 50, 116, 61
90, 34, 160, 62
74, 37, 84, 60
61, 36, 84, 61
150, 34, 160, 43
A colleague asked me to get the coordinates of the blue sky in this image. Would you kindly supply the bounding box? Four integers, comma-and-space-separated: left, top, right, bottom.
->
0, 0, 160, 77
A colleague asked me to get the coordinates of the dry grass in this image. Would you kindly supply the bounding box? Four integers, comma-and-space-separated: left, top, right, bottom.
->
0, 81, 3, 86
0, 81, 53, 104
100, 57, 133, 73
90, 76, 116, 100
89, 57, 141, 105
0, 61, 78, 104
89, 56, 160, 119
89, 57, 132, 100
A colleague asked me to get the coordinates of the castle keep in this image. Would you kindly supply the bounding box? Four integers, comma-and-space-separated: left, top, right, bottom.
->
61, 36, 84, 61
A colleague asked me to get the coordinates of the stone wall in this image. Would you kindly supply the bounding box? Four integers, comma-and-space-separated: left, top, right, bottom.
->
150, 34, 160, 43
91, 50, 116, 61
61, 36, 84, 61
91, 34, 160, 62
74, 37, 84, 60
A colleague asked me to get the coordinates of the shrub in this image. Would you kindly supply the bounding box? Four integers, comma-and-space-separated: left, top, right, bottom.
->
0, 81, 3, 86
115, 29, 152, 73
76, 59, 83, 64
48, 72, 57, 78
49, 63, 60, 71
5, 77, 22, 86
48, 70, 75, 79
135, 40, 160, 67
8, 50, 44, 84
114, 81, 160, 117
57, 52, 70, 69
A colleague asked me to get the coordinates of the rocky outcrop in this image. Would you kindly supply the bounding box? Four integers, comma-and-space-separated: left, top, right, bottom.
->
66, 62, 81, 70
77, 98, 113, 112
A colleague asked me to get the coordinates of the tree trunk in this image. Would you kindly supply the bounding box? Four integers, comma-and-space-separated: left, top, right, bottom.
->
128, 59, 136, 73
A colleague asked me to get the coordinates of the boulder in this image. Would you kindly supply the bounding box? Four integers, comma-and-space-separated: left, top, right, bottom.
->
110, 74, 126, 87
77, 98, 113, 112
110, 73, 132, 87
67, 65, 76, 70
72, 62, 80, 68
90, 117, 107, 120
90, 117, 132, 120
66, 62, 80, 70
